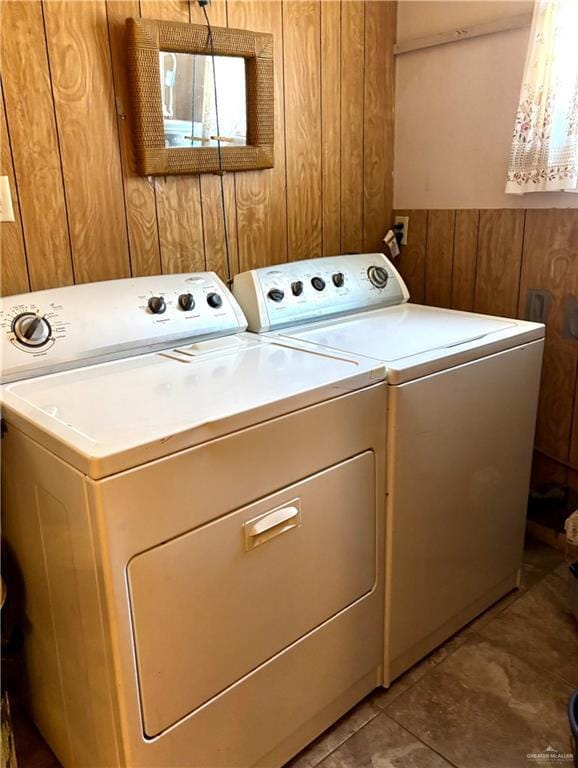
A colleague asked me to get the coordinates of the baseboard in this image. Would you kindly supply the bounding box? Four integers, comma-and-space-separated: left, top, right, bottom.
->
526, 521, 567, 553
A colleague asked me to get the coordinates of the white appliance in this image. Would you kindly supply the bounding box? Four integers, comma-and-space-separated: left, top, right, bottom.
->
0, 272, 389, 767
234, 253, 545, 683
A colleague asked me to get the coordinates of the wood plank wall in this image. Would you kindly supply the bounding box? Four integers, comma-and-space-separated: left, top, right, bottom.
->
394, 208, 578, 491
0, 0, 396, 296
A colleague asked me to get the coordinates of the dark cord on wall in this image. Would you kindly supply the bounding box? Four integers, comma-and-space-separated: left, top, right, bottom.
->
198, 0, 233, 286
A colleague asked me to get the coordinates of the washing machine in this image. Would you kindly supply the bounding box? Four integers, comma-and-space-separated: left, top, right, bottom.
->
0, 271, 388, 767
233, 252, 545, 683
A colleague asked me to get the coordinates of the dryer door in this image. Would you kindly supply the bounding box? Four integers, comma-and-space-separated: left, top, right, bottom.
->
127, 451, 376, 737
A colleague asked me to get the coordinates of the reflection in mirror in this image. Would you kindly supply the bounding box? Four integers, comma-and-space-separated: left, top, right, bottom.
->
159, 51, 247, 148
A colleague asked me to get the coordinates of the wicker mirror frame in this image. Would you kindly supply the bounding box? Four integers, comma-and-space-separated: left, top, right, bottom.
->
126, 17, 274, 176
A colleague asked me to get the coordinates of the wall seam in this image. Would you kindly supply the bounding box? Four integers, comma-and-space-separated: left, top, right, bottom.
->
515, 208, 528, 318
338, 0, 342, 254
319, 0, 324, 257
281, 0, 290, 262
568, 362, 578, 464
423, 209, 429, 303
1, 79, 32, 292
360, 0, 366, 252
448, 208, 456, 307
104, 0, 134, 278
470, 209, 481, 311
138, 0, 163, 272
40, 0, 76, 286
472, 209, 484, 311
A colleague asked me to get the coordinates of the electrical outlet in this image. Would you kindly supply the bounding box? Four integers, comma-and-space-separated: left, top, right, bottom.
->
0, 176, 15, 223
394, 215, 409, 246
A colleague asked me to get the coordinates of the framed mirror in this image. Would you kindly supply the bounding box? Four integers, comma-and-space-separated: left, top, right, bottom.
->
159, 51, 247, 148
126, 18, 274, 176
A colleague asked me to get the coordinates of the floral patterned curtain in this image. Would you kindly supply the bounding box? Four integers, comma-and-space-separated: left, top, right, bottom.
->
505, 0, 578, 194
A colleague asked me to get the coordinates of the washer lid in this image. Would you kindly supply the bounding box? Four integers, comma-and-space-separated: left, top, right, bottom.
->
276, 304, 544, 384
0, 335, 385, 479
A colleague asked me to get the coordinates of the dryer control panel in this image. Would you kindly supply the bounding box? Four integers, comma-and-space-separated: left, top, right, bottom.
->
0, 273, 247, 383
233, 253, 409, 332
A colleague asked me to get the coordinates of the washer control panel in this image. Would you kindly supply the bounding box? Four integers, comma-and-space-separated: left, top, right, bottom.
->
1, 272, 247, 383
233, 253, 409, 332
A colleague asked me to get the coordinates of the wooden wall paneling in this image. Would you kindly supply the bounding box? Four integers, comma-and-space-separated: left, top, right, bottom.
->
283, 0, 322, 262
105, 0, 162, 277
340, 0, 365, 253
451, 209, 479, 311
570, 367, 578, 468
363, 0, 395, 252
320, 0, 341, 256
393, 209, 427, 303
394, 206, 578, 484
518, 210, 578, 343
190, 0, 239, 281
1, 0, 74, 290
43, 0, 130, 284
534, 344, 577, 461
518, 209, 578, 463
474, 209, 524, 317
0, 91, 29, 296
570, 222, 578, 472
228, 0, 287, 272
531, 451, 568, 488
424, 209, 455, 308
140, 0, 206, 274
1, 0, 398, 286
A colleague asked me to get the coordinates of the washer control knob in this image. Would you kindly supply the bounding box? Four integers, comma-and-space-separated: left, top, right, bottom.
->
178, 293, 195, 311
367, 265, 389, 289
332, 272, 345, 287
12, 313, 51, 347
148, 296, 166, 314
291, 281, 304, 296
268, 288, 285, 303
207, 292, 223, 309
311, 276, 326, 292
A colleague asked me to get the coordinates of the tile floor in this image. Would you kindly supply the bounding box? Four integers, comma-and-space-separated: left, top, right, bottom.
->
288, 540, 577, 768
10, 539, 577, 768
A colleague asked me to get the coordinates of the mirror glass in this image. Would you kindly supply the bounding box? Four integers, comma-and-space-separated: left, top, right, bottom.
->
159, 51, 247, 148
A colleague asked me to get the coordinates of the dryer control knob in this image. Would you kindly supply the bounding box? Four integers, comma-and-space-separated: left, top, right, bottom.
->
291, 281, 304, 296
311, 276, 326, 292
148, 296, 166, 314
332, 272, 345, 287
367, 265, 389, 289
207, 292, 223, 309
268, 288, 285, 303
12, 313, 51, 347
178, 293, 195, 311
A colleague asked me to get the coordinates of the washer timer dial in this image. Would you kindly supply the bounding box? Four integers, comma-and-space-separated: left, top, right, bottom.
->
12, 313, 52, 348
367, 265, 389, 289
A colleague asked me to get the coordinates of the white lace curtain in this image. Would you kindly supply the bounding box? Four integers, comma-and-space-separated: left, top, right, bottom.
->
505, 0, 578, 194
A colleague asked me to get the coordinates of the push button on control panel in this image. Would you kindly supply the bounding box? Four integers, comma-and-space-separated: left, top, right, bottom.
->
207, 292, 223, 309
291, 281, 304, 296
148, 296, 166, 314
268, 288, 284, 303
311, 277, 326, 292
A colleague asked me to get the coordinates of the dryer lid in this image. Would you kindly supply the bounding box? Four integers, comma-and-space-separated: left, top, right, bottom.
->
1, 335, 385, 478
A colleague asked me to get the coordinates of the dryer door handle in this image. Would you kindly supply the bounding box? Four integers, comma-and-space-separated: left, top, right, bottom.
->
244, 502, 301, 551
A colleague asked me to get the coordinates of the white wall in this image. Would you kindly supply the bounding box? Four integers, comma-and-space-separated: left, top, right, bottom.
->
394, 0, 578, 209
